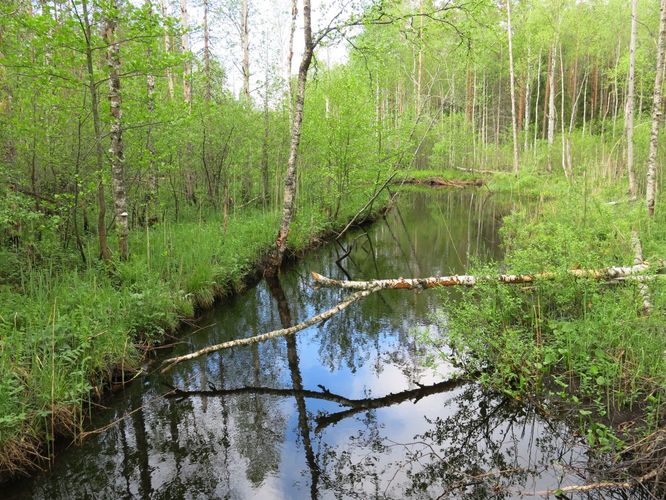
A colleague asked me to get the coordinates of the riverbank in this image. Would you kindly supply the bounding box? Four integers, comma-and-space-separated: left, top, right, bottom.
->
0, 187, 391, 478
426, 172, 666, 492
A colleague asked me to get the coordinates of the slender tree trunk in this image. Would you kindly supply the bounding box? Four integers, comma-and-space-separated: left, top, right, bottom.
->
80, 0, 111, 261
104, 0, 129, 260
180, 0, 191, 106
533, 49, 541, 155
145, 1, 158, 224
203, 0, 211, 101
626, 0, 638, 198
524, 48, 531, 152
547, 43, 557, 173
266, 0, 314, 276
286, 0, 297, 121
160, 0, 174, 99
647, 0, 666, 216
241, 0, 250, 100
506, 0, 519, 173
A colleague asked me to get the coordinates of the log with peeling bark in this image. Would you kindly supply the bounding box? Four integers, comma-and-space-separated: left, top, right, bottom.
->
160, 286, 380, 373
310, 263, 658, 290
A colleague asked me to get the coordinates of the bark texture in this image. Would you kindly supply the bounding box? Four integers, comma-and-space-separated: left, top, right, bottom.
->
180, 0, 191, 105
266, 0, 313, 277
159, 0, 174, 99
646, 0, 666, 216
81, 0, 111, 261
103, 0, 129, 260
310, 263, 656, 290
506, 0, 519, 173
241, 0, 250, 100
625, 0, 638, 199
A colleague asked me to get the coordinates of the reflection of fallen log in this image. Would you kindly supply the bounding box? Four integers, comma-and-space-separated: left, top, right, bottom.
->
164, 378, 466, 431
164, 384, 358, 406
311, 262, 660, 290
314, 379, 466, 432
396, 176, 484, 188
160, 286, 381, 373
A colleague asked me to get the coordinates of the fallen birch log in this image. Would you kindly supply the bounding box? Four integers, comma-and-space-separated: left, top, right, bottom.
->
310, 262, 657, 290
160, 286, 380, 373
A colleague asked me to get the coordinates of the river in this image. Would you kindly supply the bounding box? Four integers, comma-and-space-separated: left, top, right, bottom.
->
7, 189, 600, 499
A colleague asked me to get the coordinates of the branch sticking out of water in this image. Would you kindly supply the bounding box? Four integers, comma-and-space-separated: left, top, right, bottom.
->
310, 261, 661, 290
159, 286, 381, 373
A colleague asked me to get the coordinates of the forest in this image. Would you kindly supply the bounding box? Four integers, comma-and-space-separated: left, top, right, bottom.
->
1, 0, 666, 497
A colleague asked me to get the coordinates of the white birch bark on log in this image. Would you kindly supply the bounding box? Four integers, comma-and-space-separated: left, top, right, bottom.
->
310, 263, 655, 290
160, 285, 379, 372
103, 1, 129, 260
646, 0, 666, 216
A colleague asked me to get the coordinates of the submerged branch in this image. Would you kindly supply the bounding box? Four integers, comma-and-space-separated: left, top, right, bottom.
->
160, 286, 380, 373
311, 262, 659, 290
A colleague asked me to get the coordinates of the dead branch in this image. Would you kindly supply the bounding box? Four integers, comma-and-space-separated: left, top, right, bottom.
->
528, 468, 659, 496
160, 286, 381, 373
310, 262, 657, 290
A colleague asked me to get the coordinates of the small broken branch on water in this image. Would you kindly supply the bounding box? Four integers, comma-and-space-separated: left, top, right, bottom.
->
310, 262, 659, 290
160, 286, 380, 373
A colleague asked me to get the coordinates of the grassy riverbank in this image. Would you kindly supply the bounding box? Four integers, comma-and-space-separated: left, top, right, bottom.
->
427, 171, 665, 484
0, 188, 389, 476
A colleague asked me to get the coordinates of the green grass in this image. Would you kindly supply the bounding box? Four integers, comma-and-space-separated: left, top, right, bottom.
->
428, 178, 665, 456
0, 187, 389, 475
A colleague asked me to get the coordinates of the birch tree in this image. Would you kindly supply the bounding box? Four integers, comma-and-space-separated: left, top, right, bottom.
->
241, 0, 250, 100
625, 0, 638, 199
266, 0, 314, 276
103, 0, 129, 260
646, 0, 666, 216
506, 0, 519, 173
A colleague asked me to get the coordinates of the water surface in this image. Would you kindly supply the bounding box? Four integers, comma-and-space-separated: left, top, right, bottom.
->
8, 190, 599, 499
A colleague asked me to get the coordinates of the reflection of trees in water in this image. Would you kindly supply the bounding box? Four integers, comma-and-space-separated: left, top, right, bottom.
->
317, 384, 593, 499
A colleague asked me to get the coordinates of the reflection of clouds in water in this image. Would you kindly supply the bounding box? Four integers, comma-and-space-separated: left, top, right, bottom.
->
7, 190, 599, 500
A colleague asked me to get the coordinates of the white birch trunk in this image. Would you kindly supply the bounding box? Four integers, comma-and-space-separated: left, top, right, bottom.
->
646, 0, 666, 216
103, 0, 129, 260
506, 0, 519, 173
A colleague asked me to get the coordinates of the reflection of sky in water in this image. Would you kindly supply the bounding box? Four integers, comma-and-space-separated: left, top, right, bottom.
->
7, 190, 606, 499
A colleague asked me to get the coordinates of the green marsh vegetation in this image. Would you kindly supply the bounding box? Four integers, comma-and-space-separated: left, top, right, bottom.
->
0, 0, 665, 490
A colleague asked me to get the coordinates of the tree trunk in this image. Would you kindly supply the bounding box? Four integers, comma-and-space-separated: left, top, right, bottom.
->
286, 0, 298, 121
203, 0, 211, 101
523, 48, 532, 152
241, 0, 250, 100
81, 0, 111, 261
160, 0, 175, 99
103, 0, 129, 260
180, 0, 191, 106
506, 0, 519, 173
547, 43, 557, 173
145, 1, 158, 225
647, 0, 666, 216
266, 0, 314, 277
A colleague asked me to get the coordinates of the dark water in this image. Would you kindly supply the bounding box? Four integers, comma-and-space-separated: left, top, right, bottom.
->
8, 190, 598, 499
